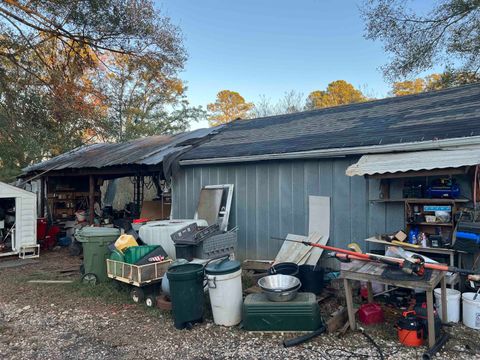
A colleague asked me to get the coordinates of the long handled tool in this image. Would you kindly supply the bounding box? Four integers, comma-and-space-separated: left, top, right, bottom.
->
271, 237, 480, 276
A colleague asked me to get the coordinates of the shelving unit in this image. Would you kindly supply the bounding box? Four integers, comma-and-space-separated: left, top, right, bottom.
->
48, 190, 100, 220
404, 198, 457, 240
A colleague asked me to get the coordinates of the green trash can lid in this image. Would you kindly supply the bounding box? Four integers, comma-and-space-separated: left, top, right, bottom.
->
205, 259, 241, 275
76, 227, 120, 242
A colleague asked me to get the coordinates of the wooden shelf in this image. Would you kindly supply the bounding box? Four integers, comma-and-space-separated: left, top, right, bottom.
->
407, 222, 453, 227
370, 197, 470, 204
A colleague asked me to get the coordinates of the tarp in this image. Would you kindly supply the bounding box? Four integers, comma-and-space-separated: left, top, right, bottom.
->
346, 146, 480, 176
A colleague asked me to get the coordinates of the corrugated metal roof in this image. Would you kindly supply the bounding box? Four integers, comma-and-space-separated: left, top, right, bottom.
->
346, 145, 480, 176
181, 83, 480, 161
23, 128, 218, 174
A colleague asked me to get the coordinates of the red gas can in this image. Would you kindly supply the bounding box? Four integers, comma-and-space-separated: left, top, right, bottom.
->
358, 303, 384, 325
37, 218, 47, 240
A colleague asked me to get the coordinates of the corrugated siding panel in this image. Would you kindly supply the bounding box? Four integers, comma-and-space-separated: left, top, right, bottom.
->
172, 157, 403, 262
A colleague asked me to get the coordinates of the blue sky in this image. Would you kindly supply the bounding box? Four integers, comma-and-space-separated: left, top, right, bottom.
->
158, 1, 429, 129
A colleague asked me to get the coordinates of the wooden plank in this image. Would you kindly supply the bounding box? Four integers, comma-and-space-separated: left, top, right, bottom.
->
28, 280, 73, 284
344, 279, 356, 331
242, 260, 273, 271
367, 282, 374, 303
426, 290, 436, 348
441, 276, 448, 322
326, 307, 347, 333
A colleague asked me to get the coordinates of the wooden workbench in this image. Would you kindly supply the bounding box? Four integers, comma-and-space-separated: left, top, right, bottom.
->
365, 237, 463, 288
340, 260, 447, 348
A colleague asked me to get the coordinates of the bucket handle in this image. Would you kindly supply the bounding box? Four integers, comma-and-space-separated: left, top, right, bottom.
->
207, 276, 217, 289
203, 255, 229, 289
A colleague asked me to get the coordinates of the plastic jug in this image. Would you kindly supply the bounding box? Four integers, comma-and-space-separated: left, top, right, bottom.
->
114, 234, 138, 253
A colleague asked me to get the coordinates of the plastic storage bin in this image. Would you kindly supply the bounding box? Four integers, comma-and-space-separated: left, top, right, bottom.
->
195, 231, 237, 259
123, 245, 159, 264
76, 227, 120, 284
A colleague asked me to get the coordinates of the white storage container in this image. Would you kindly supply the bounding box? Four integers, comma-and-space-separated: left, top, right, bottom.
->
139, 219, 208, 259
206, 259, 243, 326
434, 288, 461, 323
463, 292, 480, 329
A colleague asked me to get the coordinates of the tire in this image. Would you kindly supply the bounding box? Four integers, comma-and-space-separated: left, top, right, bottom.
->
130, 287, 145, 303
145, 295, 156, 308
81, 273, 98, 286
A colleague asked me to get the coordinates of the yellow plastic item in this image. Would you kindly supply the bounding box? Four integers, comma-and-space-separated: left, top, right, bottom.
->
114, 234, 138, 253
347, 242, 363, 253
391, 240, 421, 248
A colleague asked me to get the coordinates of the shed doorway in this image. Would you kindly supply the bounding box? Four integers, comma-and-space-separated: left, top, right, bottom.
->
0, 197, 16, 254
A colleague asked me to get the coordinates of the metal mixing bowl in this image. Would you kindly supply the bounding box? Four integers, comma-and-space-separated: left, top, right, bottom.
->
258, 274, 302, 302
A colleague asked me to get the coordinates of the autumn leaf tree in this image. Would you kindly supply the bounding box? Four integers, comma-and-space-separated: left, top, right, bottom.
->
362, 0, 480, 81
0, 0, 187, 180
98, 54, 204, 141
305, 80, 366, 110
207, 90, 254, 126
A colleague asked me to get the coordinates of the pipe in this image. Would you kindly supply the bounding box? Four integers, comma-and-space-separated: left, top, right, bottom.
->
283, 325, 326, 348
422, 332, 450, 360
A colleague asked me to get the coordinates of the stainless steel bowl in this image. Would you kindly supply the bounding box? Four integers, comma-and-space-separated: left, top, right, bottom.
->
258, 274, 301, 292
263, 283, 301, 302
258, 274, 302, 302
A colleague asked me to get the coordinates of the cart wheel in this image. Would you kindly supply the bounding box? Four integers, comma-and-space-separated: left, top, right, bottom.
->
185, 322, 193, 330
145, 295, 156, 308
81, 273, 98, 285
130, 288, 145, 303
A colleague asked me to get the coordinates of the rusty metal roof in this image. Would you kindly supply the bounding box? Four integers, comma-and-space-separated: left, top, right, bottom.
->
23, 128, 218, 174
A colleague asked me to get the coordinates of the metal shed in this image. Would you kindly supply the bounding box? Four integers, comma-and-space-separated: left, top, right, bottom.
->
173, 84, 480, 261
0, 181, 38, 258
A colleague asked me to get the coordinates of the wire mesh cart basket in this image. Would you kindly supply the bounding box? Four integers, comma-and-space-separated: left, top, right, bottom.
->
106, 258, 172, 307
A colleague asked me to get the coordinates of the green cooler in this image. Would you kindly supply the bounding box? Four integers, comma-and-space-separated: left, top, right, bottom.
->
243, 292, 322, 331
76, 227, 120, 284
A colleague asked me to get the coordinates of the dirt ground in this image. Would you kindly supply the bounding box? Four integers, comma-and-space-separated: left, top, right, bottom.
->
0, 249, 479, 360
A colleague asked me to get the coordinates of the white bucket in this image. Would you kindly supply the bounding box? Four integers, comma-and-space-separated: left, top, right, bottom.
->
207, 268, 243, 326
434, 288, 461, 323
462, 292, 480, 329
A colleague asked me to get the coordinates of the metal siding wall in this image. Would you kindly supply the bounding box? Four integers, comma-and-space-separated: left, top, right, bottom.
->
172, 158, 405, 261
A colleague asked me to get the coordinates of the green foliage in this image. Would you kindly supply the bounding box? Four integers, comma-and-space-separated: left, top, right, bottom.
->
306, 80, 366, 110
362, 0, 480, 80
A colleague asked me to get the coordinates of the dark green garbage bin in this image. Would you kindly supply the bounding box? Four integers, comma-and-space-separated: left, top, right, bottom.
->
76, 227, 120, 284
167, 263, 205, 329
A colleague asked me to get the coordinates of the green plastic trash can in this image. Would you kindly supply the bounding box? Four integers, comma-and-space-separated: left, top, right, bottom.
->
76, 227, 120, 284
167, 263, 205, 329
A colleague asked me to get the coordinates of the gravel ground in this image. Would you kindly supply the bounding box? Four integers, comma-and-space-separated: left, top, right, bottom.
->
0, 249, 479, 360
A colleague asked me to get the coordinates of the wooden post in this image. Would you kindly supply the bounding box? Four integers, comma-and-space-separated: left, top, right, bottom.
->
344, 278, 356, 330
367, 282, 374, 303
441, 275, 448, 322
426, 290, 436, 348
89, 175, 94, 224
40, 176, 46, 218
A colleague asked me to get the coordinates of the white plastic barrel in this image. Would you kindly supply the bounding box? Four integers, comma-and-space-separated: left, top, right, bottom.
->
206, 260, 242, 326
462, 292, 480, 329
434, 288, 461, 323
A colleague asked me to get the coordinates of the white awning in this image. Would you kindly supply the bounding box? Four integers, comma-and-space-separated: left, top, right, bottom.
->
346, 146, 480, 177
